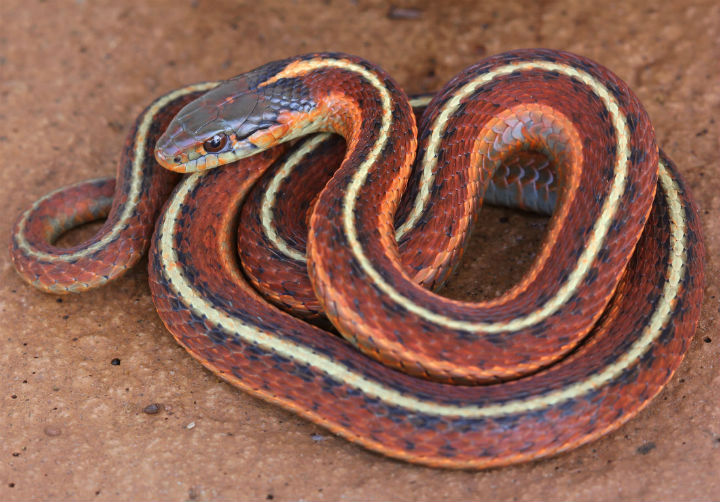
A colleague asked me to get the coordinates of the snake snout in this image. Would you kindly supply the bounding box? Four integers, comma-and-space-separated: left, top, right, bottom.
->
154, 145, 177, 170
154, 131, 188, 171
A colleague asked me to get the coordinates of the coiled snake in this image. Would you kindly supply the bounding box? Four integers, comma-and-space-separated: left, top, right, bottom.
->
10, 50, 704, 468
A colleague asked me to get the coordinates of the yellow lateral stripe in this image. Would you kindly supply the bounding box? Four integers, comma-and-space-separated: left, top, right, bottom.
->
261, 134, 332, 263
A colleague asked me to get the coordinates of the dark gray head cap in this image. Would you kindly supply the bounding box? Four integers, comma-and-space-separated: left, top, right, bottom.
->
156, 75, 264, 160
155, 58, 317, 166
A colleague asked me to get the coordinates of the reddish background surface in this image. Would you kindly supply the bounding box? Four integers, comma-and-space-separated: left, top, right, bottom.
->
1, 1, 718, 500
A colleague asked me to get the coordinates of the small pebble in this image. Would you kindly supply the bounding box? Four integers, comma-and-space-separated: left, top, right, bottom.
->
387, 6, 422, 19
110, 358, 121, 366
636, 442, 656, 455
186, 422, 196, 429
143, 403, 161, 415
44, 426, 61, 437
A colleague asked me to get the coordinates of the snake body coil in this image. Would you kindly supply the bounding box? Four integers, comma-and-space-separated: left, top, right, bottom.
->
11, 50, 704, 468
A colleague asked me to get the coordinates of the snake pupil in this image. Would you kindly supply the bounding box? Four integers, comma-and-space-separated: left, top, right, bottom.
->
203, 133, 228, 153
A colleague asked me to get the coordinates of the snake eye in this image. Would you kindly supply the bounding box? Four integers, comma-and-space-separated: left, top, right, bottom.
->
203, 133, 228, 153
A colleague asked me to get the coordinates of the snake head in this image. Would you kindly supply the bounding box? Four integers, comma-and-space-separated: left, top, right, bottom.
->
155, 61, 317, 173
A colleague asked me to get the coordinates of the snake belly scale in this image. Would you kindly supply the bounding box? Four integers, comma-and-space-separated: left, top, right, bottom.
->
12, 50, 704, 468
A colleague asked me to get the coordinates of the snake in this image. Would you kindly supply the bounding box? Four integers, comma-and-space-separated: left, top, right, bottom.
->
10, 49, 704, 468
